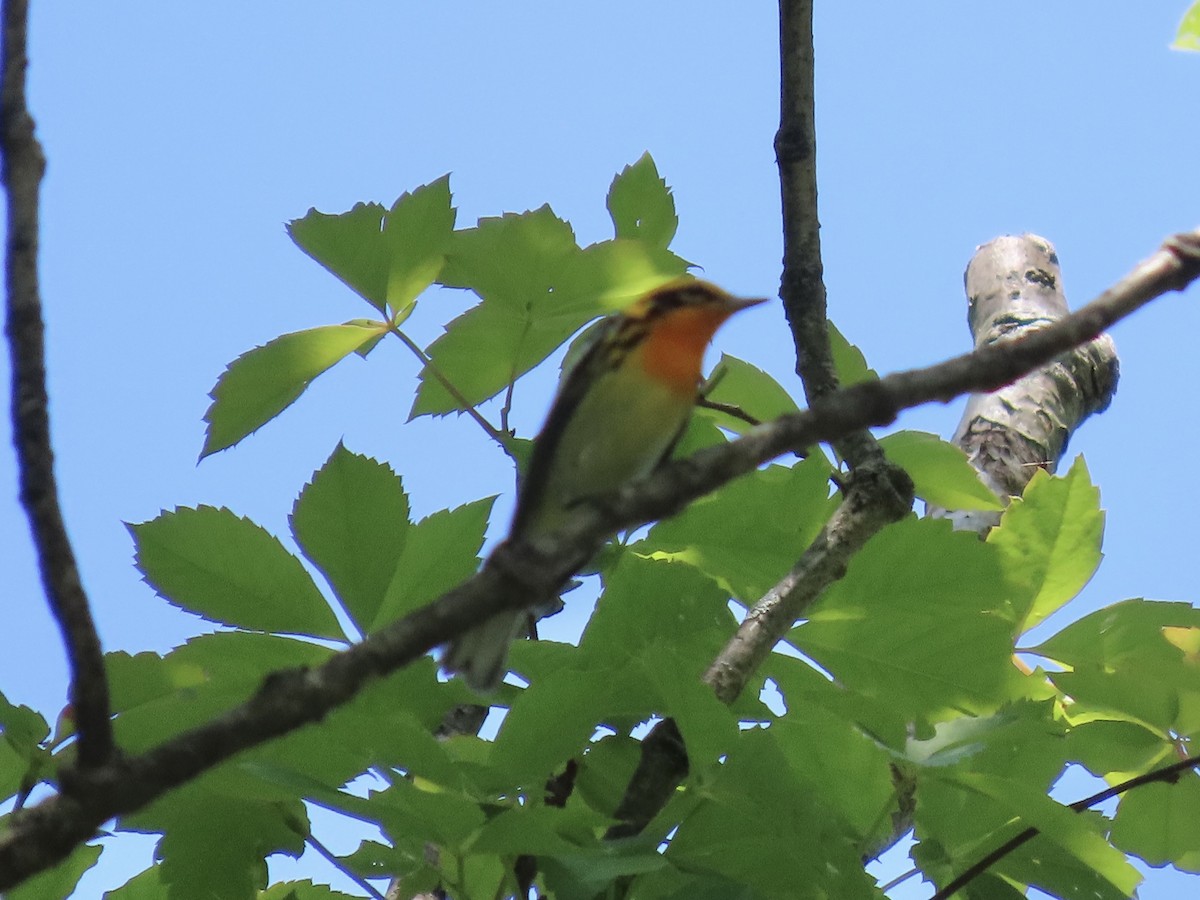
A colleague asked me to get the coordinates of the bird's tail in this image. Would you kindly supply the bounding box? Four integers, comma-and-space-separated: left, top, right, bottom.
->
443, 611, 526, 692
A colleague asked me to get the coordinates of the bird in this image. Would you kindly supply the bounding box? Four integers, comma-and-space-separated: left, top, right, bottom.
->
442, 278, 766, 691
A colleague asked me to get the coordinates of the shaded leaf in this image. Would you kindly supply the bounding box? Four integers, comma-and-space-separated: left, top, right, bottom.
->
7, 841, 101, 900
1111, 779, 1200, 872
948, 771, 1140, 898
380, 175, 456, 314
607, 152, 677, 248
288, 201, 390, 311
371, 497, 495, 630
792, 518, 1016, 719
880, 430, 1003, 512
291, 443, 410, 633
638, 457, 835, 602
131, 506, 343, 639
828, 322, 877, 386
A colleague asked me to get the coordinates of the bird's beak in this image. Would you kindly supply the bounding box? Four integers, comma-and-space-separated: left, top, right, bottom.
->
729, 295, 770, 311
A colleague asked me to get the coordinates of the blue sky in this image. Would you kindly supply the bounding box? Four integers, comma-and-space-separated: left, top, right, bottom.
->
2, 2, 1198, 897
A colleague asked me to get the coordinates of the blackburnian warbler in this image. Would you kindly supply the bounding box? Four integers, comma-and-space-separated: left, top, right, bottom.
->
443, 279, 766, 690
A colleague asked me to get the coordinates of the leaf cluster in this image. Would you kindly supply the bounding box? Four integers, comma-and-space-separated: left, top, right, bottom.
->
4, 159, 1199, 900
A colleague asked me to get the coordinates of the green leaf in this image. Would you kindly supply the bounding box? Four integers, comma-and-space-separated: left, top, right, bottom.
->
103, 865, 166, 898
1032, 599, 1200, 669
1064, 718, 1174, 780
201, 323, 381, 458
0, 691, 49, 760
131, 506, 343, 639
412, 206, 590, 416
490, 670, 611, 785
697, 353, 801, 435
947, 771, 1141, 897
1174, 1, 1200, 50
132, 786, 306, 900
381, 175, 456, 315
1112, 779, 1200, 871
106, 649, 209, 717
607, 152, 677, 247
111, 633, 332, 752
541, 845, 670, 900
764, 652, 909, 749
287, 177, 456, 314
370, 497, 495, 630
6, 841, 101, 900
879, 430, 1003, 512
260, 881, 365, 900
368, 776, 487, 849
792, 517, 1016, 719
577, 553, 738, 670
828, 322, 877, 386
637, 457, 836, 602
666, 728, 873, 899
288, 201, 390, 311
769, 707, 895, 841
564, 237, 690, 313
987, 456, 1104, 632
290, 443, 410, 633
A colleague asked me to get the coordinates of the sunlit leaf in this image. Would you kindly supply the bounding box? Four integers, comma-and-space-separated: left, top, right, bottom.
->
988, 457, 1104, 631
1173, 1, 1200, 50
201, 323, 381, 458
698, 353, 801, 435
879, 430, 1003, 512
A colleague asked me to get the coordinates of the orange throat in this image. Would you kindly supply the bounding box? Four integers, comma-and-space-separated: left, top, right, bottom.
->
637, 306, 734, 394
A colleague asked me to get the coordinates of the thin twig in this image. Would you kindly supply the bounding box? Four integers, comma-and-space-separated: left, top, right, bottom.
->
930, 753, 1200, 900
695, 396, 762, 427
2, 0, 113, 768
0, 228, 1196, 890
304, 832, 387, 900
388, 325, 516, 460
878, 866, 920, 893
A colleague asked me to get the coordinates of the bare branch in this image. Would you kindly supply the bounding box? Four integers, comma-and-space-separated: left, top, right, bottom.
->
775, 0, 834, 404
2, 0, 113, 768
0, 227, 1195, 889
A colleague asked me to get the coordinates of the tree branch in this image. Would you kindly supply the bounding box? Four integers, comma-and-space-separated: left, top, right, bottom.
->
931, 752, 1200, 900
0, 227, 1196, 889
929, 234, 1120, 531
2, 0, 113, 768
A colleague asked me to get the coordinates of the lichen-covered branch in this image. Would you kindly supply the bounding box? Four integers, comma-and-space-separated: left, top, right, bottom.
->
931, 234, 1120, 532
2, 0, 113, 769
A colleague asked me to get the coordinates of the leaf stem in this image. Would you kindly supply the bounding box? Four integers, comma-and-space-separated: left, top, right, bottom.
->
388, 324, 516, 462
